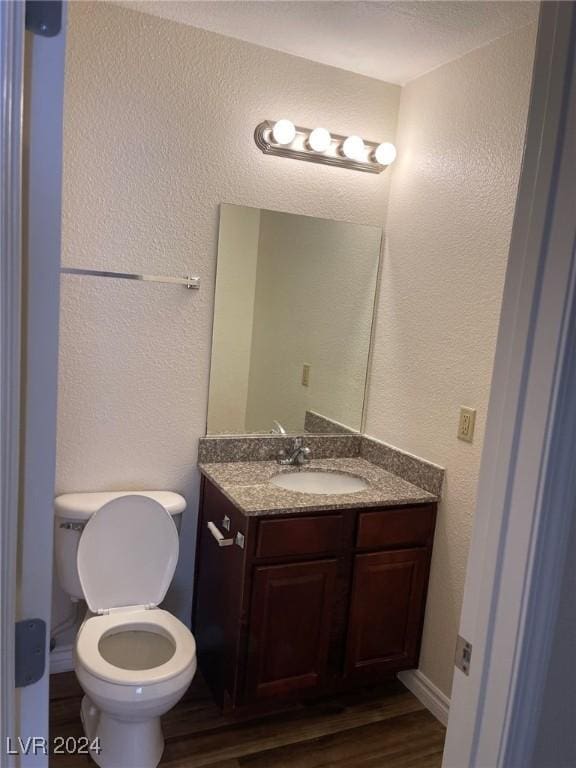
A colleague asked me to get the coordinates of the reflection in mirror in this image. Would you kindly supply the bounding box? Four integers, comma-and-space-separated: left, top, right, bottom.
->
207, 205, 382, 435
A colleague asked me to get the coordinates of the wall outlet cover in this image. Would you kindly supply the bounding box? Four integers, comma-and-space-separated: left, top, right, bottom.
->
458, 406, 476, 442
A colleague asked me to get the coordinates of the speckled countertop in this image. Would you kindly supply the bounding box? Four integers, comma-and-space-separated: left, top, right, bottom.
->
199, 457, 437, 516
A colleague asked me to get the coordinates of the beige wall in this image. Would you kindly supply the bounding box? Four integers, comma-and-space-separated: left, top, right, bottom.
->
366, 23, 537, 696
207, 205, 260, 434
244, 210, 381, 433
56, 2, 400, 625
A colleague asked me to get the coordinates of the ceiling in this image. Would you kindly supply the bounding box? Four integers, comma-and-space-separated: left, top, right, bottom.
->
120, 1, 539, 85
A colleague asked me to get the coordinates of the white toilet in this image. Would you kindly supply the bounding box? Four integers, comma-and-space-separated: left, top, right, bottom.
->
54, 491, 197, 768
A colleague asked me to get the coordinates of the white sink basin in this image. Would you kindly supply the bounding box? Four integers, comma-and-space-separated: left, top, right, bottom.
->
270, 471, 369, 495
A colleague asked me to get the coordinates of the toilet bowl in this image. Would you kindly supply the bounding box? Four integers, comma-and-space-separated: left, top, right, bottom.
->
75, 608, 196, 768
70, 494, 196, 768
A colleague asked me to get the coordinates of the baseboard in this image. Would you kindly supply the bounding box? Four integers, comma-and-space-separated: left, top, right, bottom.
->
49, 643, 74, 674
398, 669, 450, 726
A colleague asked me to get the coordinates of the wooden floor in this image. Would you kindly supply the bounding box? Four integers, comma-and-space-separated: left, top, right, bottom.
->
50, 672, 445, 767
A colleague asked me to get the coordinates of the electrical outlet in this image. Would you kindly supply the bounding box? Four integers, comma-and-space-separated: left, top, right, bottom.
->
458, 407, 476, 442
302, 364, 311, 387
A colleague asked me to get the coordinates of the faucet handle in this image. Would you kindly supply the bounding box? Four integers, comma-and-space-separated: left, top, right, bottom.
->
295, 443, 311, 466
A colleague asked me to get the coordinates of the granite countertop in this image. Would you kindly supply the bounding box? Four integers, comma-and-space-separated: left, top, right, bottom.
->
198, 457, 437, 516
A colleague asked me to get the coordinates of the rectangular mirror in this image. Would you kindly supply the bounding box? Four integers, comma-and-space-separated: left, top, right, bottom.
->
207, 204, 382, 435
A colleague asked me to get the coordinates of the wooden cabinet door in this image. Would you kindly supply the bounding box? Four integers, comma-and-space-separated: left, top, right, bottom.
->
346, 549, 430, 681
246, 559, 338, 700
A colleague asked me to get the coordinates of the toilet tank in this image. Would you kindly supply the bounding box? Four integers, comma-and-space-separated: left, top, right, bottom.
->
54, 491, 187, 601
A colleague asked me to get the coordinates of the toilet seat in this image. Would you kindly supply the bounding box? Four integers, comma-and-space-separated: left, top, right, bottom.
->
75, 495, 196, 686
77, 495, 179, 614
76, 608, 196, 686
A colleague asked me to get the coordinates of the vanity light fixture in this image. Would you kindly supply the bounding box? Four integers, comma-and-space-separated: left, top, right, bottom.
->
254, 119, 396, 174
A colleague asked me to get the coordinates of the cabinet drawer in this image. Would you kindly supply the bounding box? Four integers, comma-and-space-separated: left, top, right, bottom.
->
356, 505, 436, 550
256, 514, 344, 559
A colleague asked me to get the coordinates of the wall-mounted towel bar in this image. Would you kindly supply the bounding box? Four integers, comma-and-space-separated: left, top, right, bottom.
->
60, 267, 200, 289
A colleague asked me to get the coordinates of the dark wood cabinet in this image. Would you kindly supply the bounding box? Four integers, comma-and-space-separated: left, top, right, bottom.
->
346, 549, 430, 681
246, 559, 338, 700
193, 477, 436, 714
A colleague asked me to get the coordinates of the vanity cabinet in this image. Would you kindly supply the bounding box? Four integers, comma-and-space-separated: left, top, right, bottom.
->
193, 477, 437, 713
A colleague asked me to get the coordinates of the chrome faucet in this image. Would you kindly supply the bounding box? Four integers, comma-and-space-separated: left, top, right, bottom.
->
277, 437, 311, 466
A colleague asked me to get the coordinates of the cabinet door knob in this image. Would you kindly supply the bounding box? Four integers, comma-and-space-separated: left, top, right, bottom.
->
207, 521, 234, 547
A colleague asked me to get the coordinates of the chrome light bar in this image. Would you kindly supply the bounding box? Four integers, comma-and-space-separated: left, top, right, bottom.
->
254, 119, 396, 174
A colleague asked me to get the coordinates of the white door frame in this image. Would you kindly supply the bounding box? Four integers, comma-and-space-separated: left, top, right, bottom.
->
19, 5, 67, 765
444, 2, 576, 765
0, 1, 25, 764
1, 2, 67, 765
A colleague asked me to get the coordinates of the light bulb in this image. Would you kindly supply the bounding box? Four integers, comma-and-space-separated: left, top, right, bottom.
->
307, 127, 332, 153
374, 142, 397, 165
271, 119, 296, 145
342, 135, 366, 161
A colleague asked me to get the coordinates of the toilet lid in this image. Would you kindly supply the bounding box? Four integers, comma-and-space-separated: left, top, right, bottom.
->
77, 495, 179, 614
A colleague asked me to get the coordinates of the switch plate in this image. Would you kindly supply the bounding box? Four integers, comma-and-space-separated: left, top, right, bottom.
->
458, 407, 476, 442
301, 364, 311, 387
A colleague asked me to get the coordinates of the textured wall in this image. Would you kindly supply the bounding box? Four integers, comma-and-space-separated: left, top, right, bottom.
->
56, 2, 400, 625
207, 205, 260, 434
365, 23, 537, 696
245, 211, 381, 433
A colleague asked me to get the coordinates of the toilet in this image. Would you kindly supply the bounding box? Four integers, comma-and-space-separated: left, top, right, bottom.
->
54, 492, 197, 768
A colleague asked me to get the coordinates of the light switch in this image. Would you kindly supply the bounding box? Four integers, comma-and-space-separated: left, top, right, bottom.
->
302, 364, 311, 387
458, 407, 476, 442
